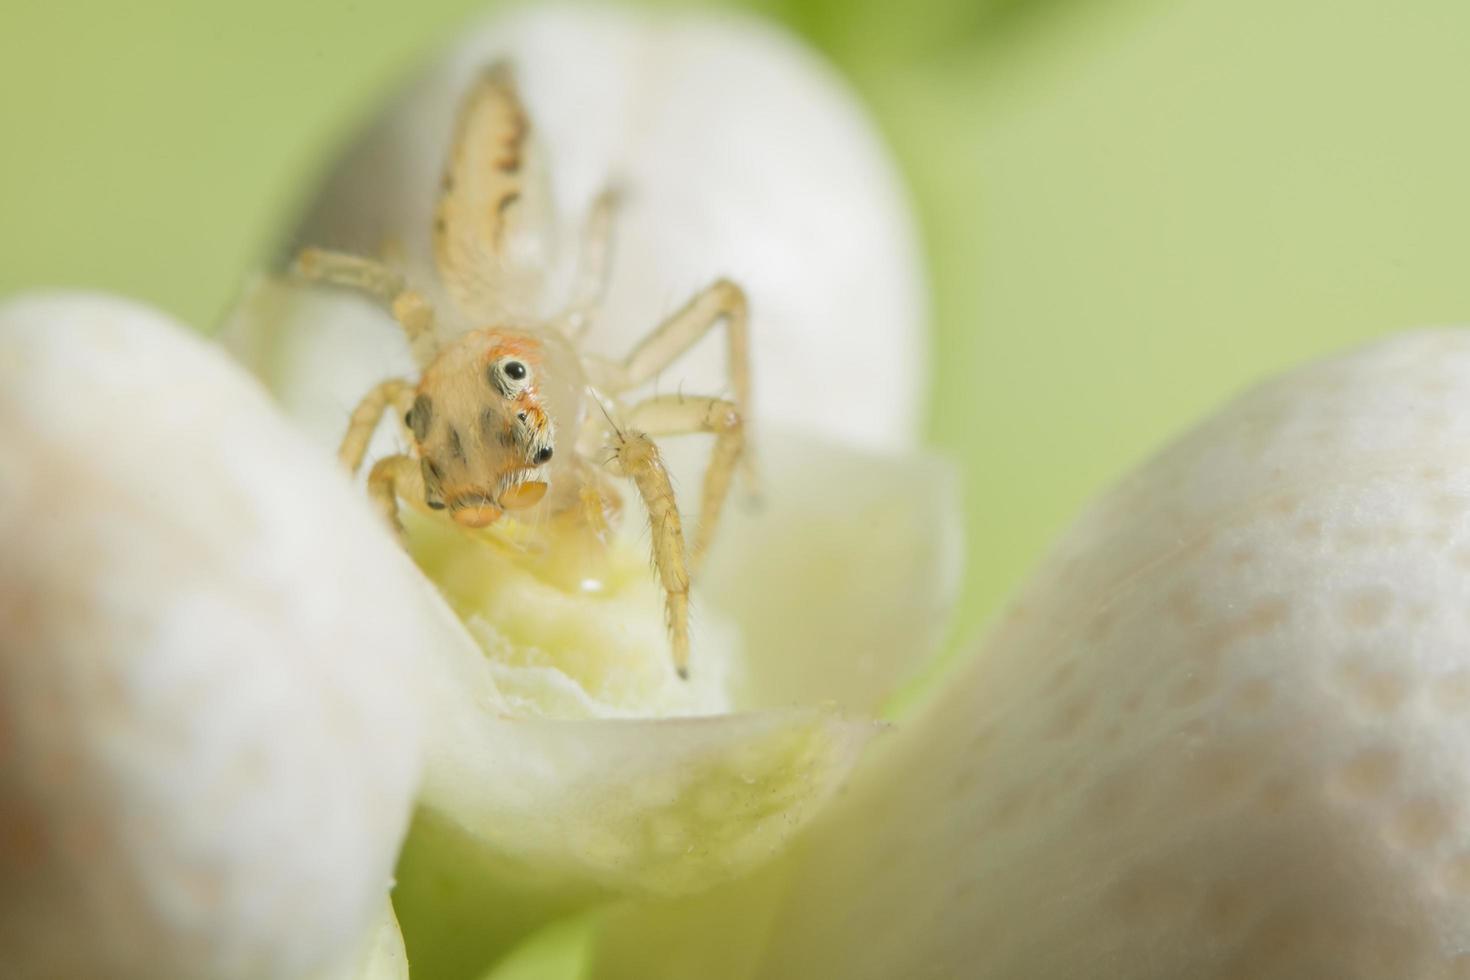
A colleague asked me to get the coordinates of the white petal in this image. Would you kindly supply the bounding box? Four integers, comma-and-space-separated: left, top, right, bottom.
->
0, 294, 432, 980
594, 329, 1470, 978
424, 709, 874, 897
395, 680, 876, 975
700, 430, 963, 712
318, 903, 407, 980
401, 565, 879, 903
225, 5, 926, 452
402, 505, 743, 721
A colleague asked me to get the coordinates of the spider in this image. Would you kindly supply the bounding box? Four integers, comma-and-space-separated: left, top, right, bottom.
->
293, 63, 750, 679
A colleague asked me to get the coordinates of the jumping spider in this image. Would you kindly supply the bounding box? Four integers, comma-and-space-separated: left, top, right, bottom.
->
294, 63, 749, 679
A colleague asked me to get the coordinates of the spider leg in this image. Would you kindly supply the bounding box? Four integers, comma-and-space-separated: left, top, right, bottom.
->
603, 427, 692, 678
624, 395, 743, 573
549, 186, 620, 339
294, 248, 438, 367
366, 454, 426, 539
590, 279, 754, 489
339, 378, 417, 476
599, 279, 750, 412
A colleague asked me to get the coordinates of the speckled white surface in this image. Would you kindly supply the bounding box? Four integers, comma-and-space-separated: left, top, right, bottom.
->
0, 295, 429, 980
747, 328, 1470, 979
589, 329, 1470, 979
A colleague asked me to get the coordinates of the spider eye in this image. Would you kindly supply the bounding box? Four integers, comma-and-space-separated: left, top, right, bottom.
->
503, 360, 527, 381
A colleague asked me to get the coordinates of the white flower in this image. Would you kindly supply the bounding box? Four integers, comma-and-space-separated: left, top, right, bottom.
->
12, 5, 1468, 980
0, 7, 955, 979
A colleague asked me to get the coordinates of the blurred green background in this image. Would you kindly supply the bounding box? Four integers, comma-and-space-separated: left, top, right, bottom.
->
3, 0, 1469, 645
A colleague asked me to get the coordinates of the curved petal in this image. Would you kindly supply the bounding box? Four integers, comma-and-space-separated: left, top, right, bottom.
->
592, 328, 1470, 978
223, 4, 927, 452
395, 696, 877, 977
400, 505, 743, 721
401, 567, 878, 907
0, 294, 434, 980
324, 903, 407, 980
698, 430, 963, 712
424, 709, 876, 898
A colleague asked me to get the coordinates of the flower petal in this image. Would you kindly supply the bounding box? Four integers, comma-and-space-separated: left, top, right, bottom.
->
423, 709, 875, 898
0, 294, 434, 980
699, 430, 963, 712
395, 701, 876, 977
328, 903, 407, 980
590, 329, 1470, 978
225, 5, 927, 452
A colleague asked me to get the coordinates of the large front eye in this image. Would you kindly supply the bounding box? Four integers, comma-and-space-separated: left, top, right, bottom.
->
490, 357, 532, 396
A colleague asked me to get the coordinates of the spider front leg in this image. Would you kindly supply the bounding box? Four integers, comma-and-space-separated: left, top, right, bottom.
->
294, 247, 438, 367
624, 395, 743, 573
604, 428, 692, 678
365, 454, 428, 539
338, 380, 427, 538
339, 378, 416, 475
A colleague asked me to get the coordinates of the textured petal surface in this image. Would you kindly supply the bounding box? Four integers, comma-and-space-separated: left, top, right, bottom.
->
594, 329, 1470, 978
395, 692, 876, 978
224, 4, 926, 453
423, 709, 875, 899
0, 294, 434, 980
401, 568, 879, 906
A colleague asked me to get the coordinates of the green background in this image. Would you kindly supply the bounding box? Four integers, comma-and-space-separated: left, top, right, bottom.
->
4, 0, 1469, 645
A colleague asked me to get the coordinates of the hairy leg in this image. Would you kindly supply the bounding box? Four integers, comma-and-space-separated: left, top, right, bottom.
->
625, 395, 743, 573
550, 187, 620, 339
339, 378, 417, 475
599, 280, 750, 419
604, 428, 692, 678
294, 247, 437, 367
366, 454, 426, 539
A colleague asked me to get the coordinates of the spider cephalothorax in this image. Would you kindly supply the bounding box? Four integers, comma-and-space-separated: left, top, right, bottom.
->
407, 329, 564, 527
295, 63, 750, 678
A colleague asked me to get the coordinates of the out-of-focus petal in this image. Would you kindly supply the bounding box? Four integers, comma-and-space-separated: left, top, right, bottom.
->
224, 4, 927, 453
323, 903, 407, 980
476, 912, 598, 980
397, 538, 879, 905
0, 294, 435, 980
393, 696, 876, 977
423, 709, 875, 898
758, 328, 1470, 978
700, 431, 963, 712
591, 329, 1470, 978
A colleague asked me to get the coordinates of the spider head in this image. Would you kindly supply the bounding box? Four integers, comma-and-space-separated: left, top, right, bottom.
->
409, 330, 559, 527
